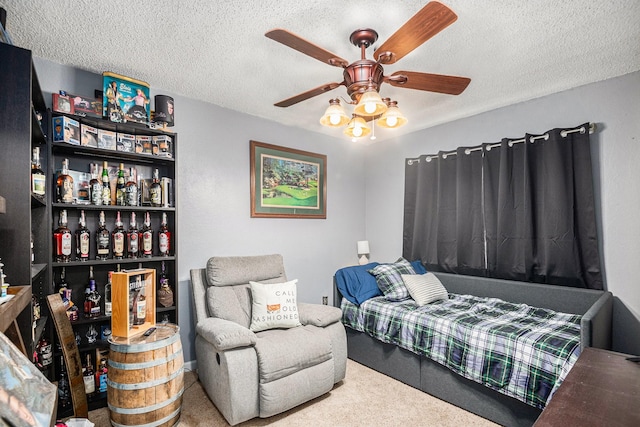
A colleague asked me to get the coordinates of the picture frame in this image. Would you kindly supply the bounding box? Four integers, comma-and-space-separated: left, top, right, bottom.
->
250, 140, 326, 219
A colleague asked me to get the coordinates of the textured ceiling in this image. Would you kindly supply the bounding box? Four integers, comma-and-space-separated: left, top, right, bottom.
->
3, 0, 640, 142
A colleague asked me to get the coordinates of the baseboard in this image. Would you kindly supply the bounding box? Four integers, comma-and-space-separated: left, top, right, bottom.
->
184, 359, 198, 373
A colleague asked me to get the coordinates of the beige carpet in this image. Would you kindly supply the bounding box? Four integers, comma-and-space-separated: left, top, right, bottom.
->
87, 359, 498, 426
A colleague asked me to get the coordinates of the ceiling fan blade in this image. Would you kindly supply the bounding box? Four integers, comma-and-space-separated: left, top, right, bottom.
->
374, 2, 458, 64
387, 71, 470, 95
266, 29, 349, 68
274, 82, 343, 107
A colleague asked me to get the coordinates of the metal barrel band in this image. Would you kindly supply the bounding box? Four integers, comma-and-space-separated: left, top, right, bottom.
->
108, 387, 184, 415
107, 366, 184, 390
108, 348, 183, 370
109, 406, 181, 427
109, 327, 180, 353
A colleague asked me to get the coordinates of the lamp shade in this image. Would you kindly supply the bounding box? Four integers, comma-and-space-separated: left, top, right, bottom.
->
353, 86, 387, 117
357, 240, 370, 255
344, 115, 371, 138
377, 100, 407, 129
319, 99, 350, 127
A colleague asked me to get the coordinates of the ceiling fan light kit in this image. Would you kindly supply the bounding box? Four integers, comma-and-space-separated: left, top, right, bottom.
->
266, 1, 470, 140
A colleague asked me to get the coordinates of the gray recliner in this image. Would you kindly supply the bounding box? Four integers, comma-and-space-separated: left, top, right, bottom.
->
190, 254, 347, 425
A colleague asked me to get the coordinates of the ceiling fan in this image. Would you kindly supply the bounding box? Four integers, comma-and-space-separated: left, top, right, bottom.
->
265, 1, 471, 114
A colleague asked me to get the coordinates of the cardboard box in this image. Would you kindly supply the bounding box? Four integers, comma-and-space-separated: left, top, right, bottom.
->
68, 93, 102, 118
52, 93, 74, 114
136, 135, 153, 154
153, 134, 173, 158
97, 129, 116, 150
116, 133, 135, 152
111, 268, 156, 339
80, 124, 98, 148
52, 116, 80, 145
103, 71, 150, 124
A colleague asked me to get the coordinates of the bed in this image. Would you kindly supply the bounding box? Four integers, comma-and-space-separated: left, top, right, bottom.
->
334, 261, 613, 427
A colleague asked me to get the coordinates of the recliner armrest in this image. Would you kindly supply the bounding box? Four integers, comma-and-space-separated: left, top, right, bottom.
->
298, 303, 342, 327
196, 317, 257, 351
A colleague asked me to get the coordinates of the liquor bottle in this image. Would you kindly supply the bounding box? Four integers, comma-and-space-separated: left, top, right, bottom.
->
140, 211, 153, 257
56, 158, 74, 203
96, 210, 110, 260
132, 274, 146, 326
149, 168, 163, 207
95, 358, 108, 394
53, 210, 72, 262
89, 163, 102, 205
101, 160, 111, 205
83, 353, 96, 398
158, 260, 174, 307
125, 167, 138, 206
115, 163, 126, 206
104, 271, 112, 316
57, 356, 71, 409
31, 147, 46, 197
75, 209, 90, 261
35, 332, 53, 370
32, 294, 41, 326
84, 266, 101, 318
127, 212, 139, 258
158, 212, 171, 256
112, 211, 125, 260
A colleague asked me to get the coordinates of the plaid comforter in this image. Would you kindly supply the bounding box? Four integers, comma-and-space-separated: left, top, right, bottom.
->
341, 294, 582, 408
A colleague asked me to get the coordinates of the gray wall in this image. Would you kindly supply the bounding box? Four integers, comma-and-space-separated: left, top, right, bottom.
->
365, 70, 640, 355
33, 57, 640, 358
34, 58, 368, 364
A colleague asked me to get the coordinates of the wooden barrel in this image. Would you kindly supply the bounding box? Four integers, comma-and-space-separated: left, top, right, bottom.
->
108, 324, 183, 427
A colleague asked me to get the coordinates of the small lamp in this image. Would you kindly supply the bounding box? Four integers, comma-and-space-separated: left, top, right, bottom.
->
377, 100, 408, 129
353, 82, 388, 117
357, 240, 370, 265
344, 115, 371, 139
319, 98, 350, 127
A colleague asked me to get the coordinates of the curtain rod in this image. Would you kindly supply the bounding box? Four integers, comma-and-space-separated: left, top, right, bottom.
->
420, 123, 597, 162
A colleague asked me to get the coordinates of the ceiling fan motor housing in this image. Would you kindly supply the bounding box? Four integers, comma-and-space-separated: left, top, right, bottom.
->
344, 60, 385, 101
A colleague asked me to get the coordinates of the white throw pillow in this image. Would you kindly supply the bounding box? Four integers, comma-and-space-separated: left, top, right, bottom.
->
401, 273, 449, 306
249, 279, 302, 332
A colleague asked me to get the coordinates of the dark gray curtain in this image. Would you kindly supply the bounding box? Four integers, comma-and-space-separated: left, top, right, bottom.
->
403, 123, 603, 290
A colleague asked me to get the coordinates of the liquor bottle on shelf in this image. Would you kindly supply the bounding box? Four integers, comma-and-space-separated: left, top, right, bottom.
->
89, 163, 102, 205
96, 210, 110, 260
115, 163, 126, 206
149, 168, 162, 207
35, 331, 53, 370
31, 146, 46, 197
83, 353, 96, 398
32, 294, 41, 325
84, 266, 101, 318
56, 158, 74, 203
57, 356, 71, 409
125, 167, 138, 206
140, 211, 153, 258
53, 209, 72, 262
112, 211, 125, 260
132, 274, 146, 326
104, 271, 112, 316
101, 160, 111, 205
158, 212, 171, 257
158, 260, 174, 307
95, 358, 108, 394
75, 209, 90, 261
127, 212, 139, 259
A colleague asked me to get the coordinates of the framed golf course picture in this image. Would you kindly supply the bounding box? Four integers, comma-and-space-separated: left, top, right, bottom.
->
250, 140, 326, 219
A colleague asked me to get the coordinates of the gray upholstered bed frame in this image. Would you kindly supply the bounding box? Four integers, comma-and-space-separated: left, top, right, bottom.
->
334, 272, 613, 427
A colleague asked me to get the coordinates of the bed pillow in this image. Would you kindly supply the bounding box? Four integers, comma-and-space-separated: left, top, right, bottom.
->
410, 260, 427, 274
249, 280, 302, 332
401, 273, 449, 306
368, 258, 416, 301
335, 262, 381, 305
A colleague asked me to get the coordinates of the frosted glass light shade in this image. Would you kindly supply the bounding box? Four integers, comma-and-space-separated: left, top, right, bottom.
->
319, 99, 349, 127
353, 88, 387, 117
377, 101, 408, 129
344, 116, 371, 138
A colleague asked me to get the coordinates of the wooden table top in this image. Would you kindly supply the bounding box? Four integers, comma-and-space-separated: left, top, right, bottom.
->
534, 347, 640, 426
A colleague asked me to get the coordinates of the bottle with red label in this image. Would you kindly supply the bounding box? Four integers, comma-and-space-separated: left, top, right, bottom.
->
140, 211, 153, 257
158, 212, 171, 256
53, 209, 72, 262
127, 211, 139, 258
112, 211, 125, 260
75, 209, 90, 261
